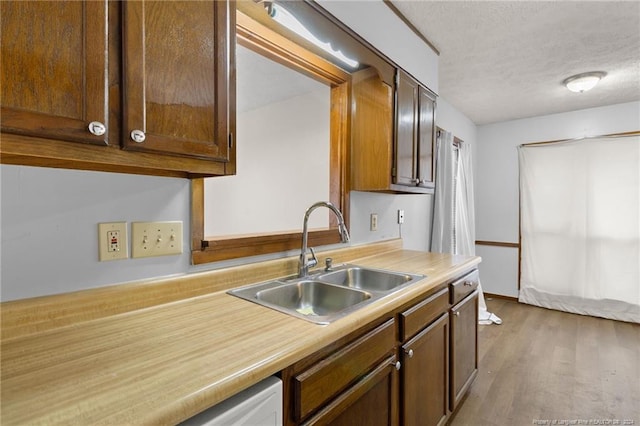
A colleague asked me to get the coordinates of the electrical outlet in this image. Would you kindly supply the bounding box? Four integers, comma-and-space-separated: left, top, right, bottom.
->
398, 209, 405, 224
370, 213, 378, 231
131, 221, 183, 258
98, 222, 128, 261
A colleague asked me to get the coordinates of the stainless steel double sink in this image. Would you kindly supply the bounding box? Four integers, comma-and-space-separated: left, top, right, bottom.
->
228, 264, 425, 324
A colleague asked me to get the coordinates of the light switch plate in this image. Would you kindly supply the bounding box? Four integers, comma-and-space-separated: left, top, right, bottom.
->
131, 221, 183, 258
370, 213, 378, 231
98, 222, 128, 261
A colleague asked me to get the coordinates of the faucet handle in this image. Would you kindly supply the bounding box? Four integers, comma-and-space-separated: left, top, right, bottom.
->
308, 247, 318, 269
325, 257, 333, 271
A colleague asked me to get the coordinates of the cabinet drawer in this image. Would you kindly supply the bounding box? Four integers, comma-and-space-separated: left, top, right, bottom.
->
400, 287, 449, 341
293, 319, 395, 421
450, 270, 479, 305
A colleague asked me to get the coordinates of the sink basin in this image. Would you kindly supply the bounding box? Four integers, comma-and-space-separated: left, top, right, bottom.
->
229, 280, 372, 324
228, 264, 425, 324
257, 280, 371, 316
317, 266, 418, 292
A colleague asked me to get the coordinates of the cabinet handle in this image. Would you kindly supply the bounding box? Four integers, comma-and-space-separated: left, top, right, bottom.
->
130, 129, 146, 143
393, 361, 401, 371
463, 281, 474, 286
88, 121, 106, 136
405, 349, 414, 358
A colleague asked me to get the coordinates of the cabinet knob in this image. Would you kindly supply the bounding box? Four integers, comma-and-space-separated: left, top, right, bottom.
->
405, 349, 414, 358
393, 361, 401, 371
454, 311, 460, 316
130, 129, 146, 143
88, 121, 106, 136
410, 178, 420, 184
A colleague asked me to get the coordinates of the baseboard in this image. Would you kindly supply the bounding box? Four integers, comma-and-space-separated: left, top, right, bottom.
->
483, 292, 519, 302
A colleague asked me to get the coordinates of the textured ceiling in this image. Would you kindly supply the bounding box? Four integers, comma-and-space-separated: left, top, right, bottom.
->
389, 0, 640, 125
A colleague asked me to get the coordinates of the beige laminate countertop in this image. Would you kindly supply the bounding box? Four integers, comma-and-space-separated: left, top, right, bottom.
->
0, 248, 479, 425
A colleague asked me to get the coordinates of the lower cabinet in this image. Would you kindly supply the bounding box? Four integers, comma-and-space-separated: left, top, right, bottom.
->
303, 355, 399, 426
281, 269, 479, 426
281, 318, 397, 426
401, 312, 449, 426
450, 289, 479, 412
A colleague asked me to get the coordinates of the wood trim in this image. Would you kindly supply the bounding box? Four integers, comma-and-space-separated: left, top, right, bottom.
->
475, 240, 520, 248
0, 133, 227, 178
382, 0, 440, 56
193, 230, 342, 264
237, 11, 349, 86
520, 130, 640, 147
191, 178, 205, 250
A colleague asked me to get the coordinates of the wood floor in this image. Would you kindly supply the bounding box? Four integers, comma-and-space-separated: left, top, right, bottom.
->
449, 299, 640, 426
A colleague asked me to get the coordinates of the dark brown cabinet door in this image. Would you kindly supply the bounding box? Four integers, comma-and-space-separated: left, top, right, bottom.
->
1, 1, 109, 145
402, 312, 449, 426
450, 290, 478, 411
122, 1, 232, 161
394, 70, 418, 186
394, 70, 436, 191
417, 88, 436, 188
305, 356, 399, 426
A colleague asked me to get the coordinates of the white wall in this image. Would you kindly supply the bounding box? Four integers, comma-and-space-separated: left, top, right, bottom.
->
0, 165, 192, 301
205, 89, 330, 237
475, 101, 640, 297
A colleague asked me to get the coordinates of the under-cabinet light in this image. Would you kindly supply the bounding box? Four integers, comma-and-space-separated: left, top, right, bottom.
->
267, 2, 359, 69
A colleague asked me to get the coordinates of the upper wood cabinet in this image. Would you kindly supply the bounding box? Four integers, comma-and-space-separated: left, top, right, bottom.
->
395, 69, 436, 192
0, 1, 235, 178
350, 68, 436, 194
1, 1, 109, 146
122, 1, 231, 162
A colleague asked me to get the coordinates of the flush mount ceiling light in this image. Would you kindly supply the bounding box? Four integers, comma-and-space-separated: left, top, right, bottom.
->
563, 71, 607, 93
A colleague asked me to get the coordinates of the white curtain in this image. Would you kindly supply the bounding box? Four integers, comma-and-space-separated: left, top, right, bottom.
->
519, 135, 640, 323
431, 131, 456, 253
431, 131, 500, 324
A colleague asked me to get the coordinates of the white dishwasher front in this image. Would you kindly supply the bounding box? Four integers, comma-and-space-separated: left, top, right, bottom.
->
180, 376, 282, 426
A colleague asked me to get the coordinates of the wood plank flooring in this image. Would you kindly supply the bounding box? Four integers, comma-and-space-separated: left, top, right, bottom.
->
449, 299, 640, 426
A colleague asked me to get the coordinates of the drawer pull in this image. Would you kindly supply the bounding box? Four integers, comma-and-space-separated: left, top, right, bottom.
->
464, 281, 474, 286
405, 348, 414, 358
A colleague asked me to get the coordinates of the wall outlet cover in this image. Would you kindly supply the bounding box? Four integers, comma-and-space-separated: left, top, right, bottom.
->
98, 222, 128, 261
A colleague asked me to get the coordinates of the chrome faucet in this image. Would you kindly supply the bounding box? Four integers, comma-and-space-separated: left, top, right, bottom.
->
299, 201, 350, 277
